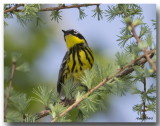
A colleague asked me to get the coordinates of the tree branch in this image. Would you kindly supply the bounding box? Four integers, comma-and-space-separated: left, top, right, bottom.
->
4, 61, 16, 118
35, 110, 50, 120
142, 77, 147, 120
4, 4, 24, 14
144, 51, 156, 72
4, 4, 100, 13
130, 23, 156, 72
40, 4, 100, 12
51, 50, 155, 122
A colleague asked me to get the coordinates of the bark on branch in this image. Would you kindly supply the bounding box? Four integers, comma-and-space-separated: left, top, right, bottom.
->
4, 4, 24, 14
40, 4, 99, 12
4, 4, 99, 13
35, 110, 50, 120
130, 23, 156, 72
4, 61, 16, 118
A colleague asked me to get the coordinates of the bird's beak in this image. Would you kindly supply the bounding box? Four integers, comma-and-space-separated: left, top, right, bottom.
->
62, 30, 66, 33
62, 30, 69, 36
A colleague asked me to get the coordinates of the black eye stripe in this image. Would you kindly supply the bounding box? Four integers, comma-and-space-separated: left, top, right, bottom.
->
65, 29, 85, 40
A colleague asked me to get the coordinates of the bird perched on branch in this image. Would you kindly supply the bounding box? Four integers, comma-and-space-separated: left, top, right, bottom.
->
57, 29, 94, 105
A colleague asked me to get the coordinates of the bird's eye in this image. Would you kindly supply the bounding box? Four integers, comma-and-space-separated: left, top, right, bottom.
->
73, 30, 78, 34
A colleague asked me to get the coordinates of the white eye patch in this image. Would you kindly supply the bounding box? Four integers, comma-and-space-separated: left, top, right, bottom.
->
73, 30, 78, 34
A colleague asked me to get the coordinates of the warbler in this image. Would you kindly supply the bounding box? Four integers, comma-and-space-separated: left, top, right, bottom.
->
57, 29, 94, 97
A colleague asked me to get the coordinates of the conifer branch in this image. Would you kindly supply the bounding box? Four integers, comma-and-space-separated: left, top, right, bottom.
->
4, 4, 100, 13
4, 61, 16, 118
35, 110, 50, 120
4, 4, 24, 13
130, 23, 141, 43
130, 23, 156, 72
144, 51, 156, 72
51, 50, 155, 122
142, 77, 147, 120
40, 4, 100, 12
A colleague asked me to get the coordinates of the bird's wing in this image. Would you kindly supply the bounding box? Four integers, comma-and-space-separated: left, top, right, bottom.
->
57, 51, 69, 94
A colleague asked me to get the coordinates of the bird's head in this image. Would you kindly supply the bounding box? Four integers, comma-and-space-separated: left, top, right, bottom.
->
62, 29, 87, 49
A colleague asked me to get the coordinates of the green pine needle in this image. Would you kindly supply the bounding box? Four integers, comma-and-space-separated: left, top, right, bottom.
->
92, 5, 103, 20
32, 85, 53, 107
10, 93, 31, 114
50, 10, 62, 22
78, 8, 87, 19
16, 62, 30, 72
62, 78, 79, 100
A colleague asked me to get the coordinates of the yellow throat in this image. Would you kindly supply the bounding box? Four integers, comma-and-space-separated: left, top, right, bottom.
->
65, 34, 85, 49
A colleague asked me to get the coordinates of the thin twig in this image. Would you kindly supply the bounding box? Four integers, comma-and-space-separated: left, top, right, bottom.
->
51, 50, 155, 122
130, 24, 141, 43
4, 61, 16, 118
130, 23, 156, 72
144, 51, 156, 72
4, 4, 99, 13
4, 4, 24, 14
142, 77, 147, 120
35, 110, 50, 120
40, 4, 99, 12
